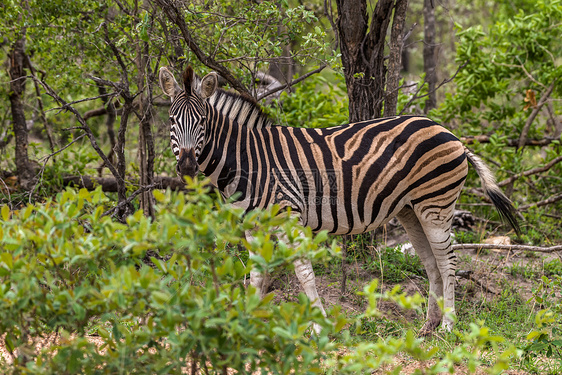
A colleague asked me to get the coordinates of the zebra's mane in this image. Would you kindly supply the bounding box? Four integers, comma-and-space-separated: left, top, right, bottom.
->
208, 89, 273, 130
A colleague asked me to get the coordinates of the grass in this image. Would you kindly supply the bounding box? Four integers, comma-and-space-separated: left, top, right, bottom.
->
306, 234, 562, 374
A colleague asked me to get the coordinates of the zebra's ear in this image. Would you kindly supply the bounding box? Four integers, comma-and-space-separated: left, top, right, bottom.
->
159, 67, 182, 101
200, 72, 218, 99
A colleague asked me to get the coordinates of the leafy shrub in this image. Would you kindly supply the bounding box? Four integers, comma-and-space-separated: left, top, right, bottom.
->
521, 275, 562, 374
0, 180, 524, 374
0, 181, 338, 373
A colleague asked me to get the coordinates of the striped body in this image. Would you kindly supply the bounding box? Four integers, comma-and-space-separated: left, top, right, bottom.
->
196, 103, 468, 236
159, 66, 519, 334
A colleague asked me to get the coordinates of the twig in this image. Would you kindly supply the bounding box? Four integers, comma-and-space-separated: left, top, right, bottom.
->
461, 135, 556, 148
101, 182, 159, 218
155, 0, 251, 96
24, 54, 56, 155
38, 134, 87, 163
498, 155, 562, 187
518, 192, 562, 211
27, 134, 88, 202
452, 243, 562, 253
30, 76, 124, 185
399, 61, 468, 115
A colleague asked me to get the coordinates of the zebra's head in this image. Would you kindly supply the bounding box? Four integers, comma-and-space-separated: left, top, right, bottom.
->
159, 66, 219, 179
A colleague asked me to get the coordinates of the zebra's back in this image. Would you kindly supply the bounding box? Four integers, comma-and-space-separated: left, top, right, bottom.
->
257, 116, 468, 235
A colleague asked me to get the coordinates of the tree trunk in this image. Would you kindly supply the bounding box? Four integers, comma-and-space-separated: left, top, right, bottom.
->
94, 81, 117, 173
335, 0, 396, 122
25, 54, 56, 156
383, 0, 409, 117
423, 0, 437, 113
137, 40, 156, 219
9, 37, 35, 190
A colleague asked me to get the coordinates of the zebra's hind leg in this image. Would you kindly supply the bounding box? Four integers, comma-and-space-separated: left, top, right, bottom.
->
397, 207, 444, 335
418, 212, 457, 332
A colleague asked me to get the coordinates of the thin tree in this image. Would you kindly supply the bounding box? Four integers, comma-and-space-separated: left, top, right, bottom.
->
8, 35, 36, 191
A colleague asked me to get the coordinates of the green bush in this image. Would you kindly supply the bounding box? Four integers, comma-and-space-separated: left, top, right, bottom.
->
0, 181, 338, 373
0, 180, 524, 374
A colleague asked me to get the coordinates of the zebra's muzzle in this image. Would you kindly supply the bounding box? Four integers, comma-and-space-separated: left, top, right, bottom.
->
177, 148, 199, 179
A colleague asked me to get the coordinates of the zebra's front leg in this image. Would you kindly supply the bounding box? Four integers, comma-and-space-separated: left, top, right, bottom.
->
245, 231, 270, 298
294, 258, 326, 334
249, 251, 269, 298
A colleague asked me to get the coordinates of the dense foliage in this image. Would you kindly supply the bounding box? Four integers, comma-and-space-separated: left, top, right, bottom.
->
1, 180, 541, 374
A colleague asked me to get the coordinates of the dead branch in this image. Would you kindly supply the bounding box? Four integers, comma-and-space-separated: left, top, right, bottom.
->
102, 183, 158, 219
518, 192, 562, 211
498, 155, 562, 187
155, 0, 251, 96
398, 61, 468, 116
460, 135, 556, 147
24, 53, 56, 155
83, 107, 112, 120
83, 99, 169, 120
452, 243, 562, 253
31, 77, 123, 185
62, 175, 186, 192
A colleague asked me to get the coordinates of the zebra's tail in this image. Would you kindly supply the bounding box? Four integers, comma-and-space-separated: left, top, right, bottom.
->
464, 147, 521, 236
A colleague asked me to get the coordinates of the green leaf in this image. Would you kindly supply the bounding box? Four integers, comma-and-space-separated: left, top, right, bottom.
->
1, 253, 13, 270
1, 205, 10, 221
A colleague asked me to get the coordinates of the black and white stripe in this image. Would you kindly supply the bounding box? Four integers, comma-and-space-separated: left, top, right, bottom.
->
159, 66, 520, 334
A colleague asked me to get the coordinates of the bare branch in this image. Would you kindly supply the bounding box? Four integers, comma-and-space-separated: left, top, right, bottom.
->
38, 134, 87, 163
102, 183, 159, 219
498, 155, 562, 187
30, 76, 124, 185
399, 61, 468, 115
461, 135, 556, 147
63, 175, 186, 192
519, 192, 562, 211
453, 243, 562, 253
155, 0, 251, 96
456, 270, 499, 295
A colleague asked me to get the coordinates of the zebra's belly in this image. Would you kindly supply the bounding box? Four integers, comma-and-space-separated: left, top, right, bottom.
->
300, 193, 407, 235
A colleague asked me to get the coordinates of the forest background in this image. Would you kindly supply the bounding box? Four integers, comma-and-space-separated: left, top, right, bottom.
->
0, 0, 561, 373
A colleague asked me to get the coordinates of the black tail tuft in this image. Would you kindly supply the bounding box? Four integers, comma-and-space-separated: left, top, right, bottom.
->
487, 189, 521, 236
465, 147, 521, 236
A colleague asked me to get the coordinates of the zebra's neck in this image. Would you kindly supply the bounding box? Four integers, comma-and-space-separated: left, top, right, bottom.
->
208, 89, 272, 130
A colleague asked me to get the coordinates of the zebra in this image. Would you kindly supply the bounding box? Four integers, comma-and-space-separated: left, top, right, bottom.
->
158, 66, 520, 334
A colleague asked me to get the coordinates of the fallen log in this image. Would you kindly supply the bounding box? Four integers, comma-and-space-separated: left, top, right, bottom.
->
62, 175, 186, 192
